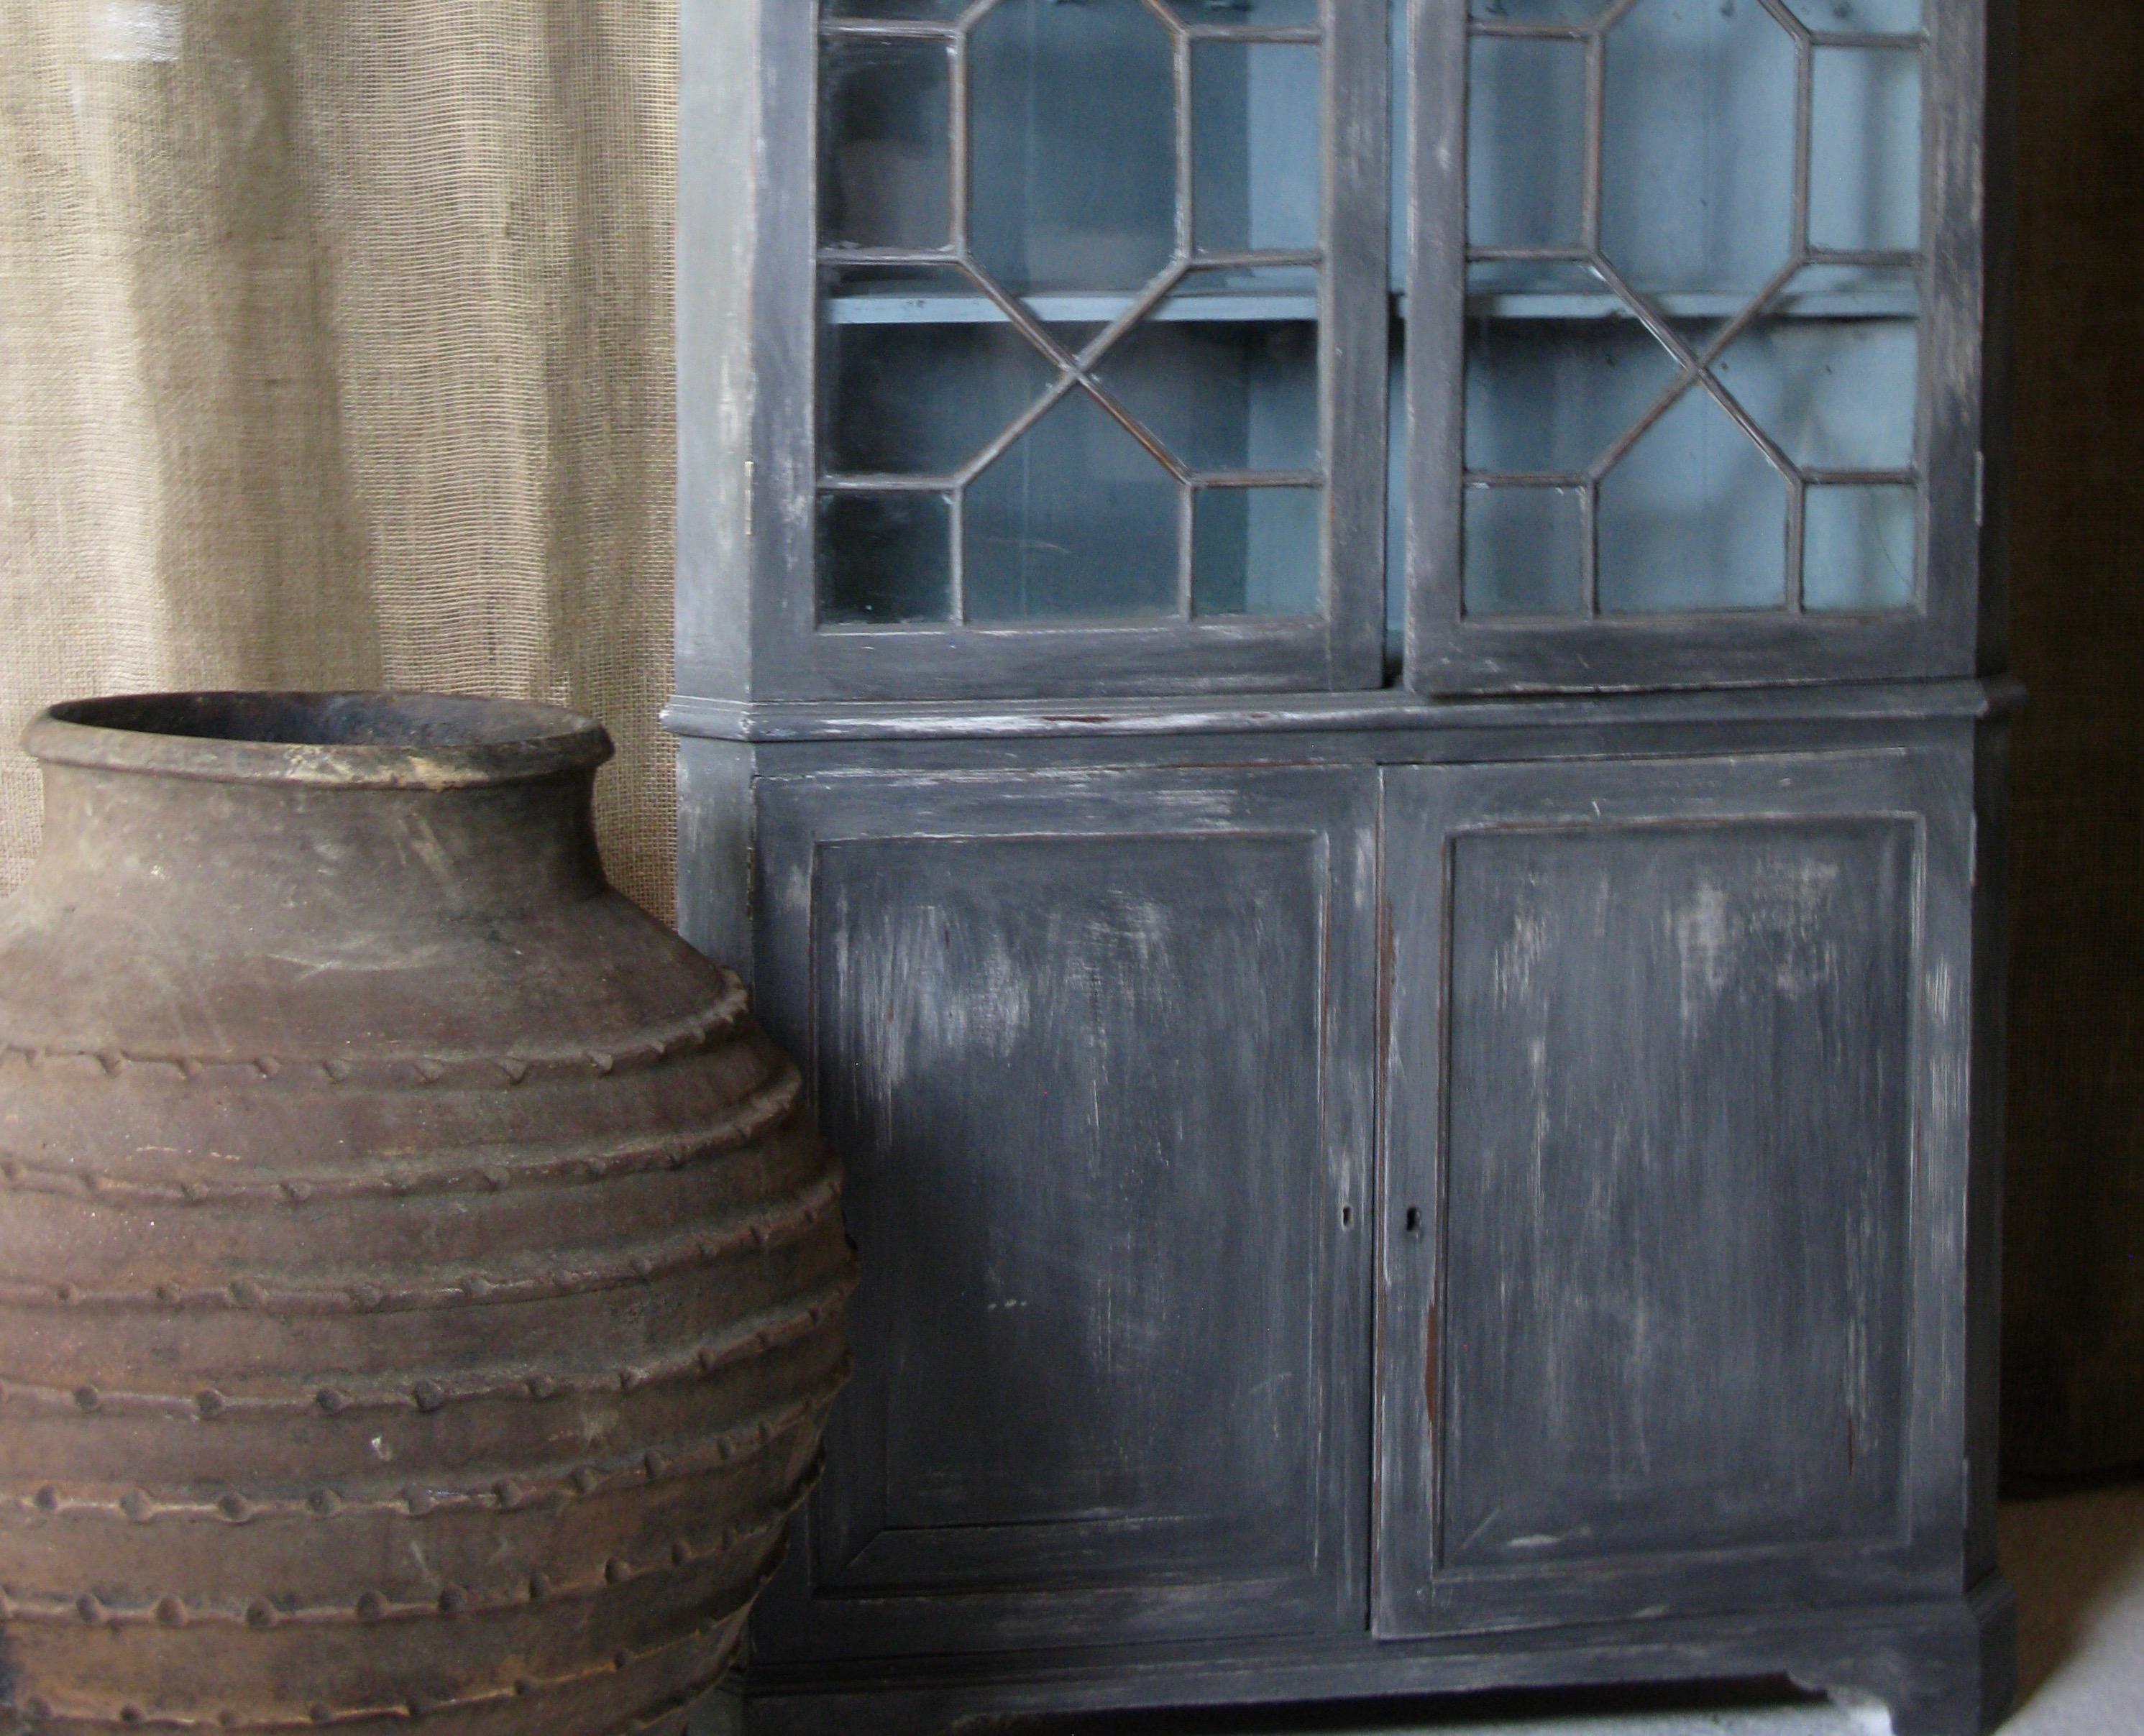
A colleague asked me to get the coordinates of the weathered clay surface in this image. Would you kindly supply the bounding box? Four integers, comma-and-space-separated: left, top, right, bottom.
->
0, 693, 852, 1736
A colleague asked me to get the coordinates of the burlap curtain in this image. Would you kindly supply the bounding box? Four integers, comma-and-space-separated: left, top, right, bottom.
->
3, 1, 2142, 1481
0, 0, 677, 917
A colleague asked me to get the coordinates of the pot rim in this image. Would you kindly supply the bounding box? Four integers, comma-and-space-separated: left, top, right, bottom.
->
24, 692, 615, 790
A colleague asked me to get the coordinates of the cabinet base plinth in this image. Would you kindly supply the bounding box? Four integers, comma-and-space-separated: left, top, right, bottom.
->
736, 1579, 2017, 1736
1795, 1577, 2018, 1736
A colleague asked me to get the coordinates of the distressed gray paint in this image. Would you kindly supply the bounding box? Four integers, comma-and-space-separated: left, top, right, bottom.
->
747, 766, 1377, 1660
689, 728, 2011, 1735
672, 0, 2015, 1730
737, 1582, 2012, 1736
1377, 750, 1973, 1639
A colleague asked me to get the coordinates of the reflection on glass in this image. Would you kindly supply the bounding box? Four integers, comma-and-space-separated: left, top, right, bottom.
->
1600, 0, 1797, 297
1785, 0, 1922, 29
825, 0, 969, 17
1805, 484, 1917, 612
1470, 0, 1611, 19
821, 267, 1062, 477
1194, 42, 1323, 254
965, 389, 1180, 622
1465, 487, 1586, 617
969, 0, 1176, 295
1810, 48, 1923, 254
1712, 272, 1920, 473
820, 37, 952, 251
1098, 270, 1319, 476
1465, 262, 1683, 476
1598, 389, 1788, 613
820, 494, 954, 624
1194, 487, 1322, 617
1167, 0, 1320, 23
1467, 35, 1586, 250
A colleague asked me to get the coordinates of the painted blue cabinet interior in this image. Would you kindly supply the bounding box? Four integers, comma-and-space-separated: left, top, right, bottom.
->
673, 0, 2011, 1730
1460, 0, 1925, 622
780, 0, 1960, 697
817, 0, 1329, 627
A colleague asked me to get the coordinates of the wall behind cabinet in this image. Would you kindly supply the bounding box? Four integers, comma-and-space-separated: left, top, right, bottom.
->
2002, 0, 2144, 1484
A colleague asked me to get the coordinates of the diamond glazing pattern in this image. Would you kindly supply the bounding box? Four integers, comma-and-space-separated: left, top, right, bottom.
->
1464, 0, 1927, 616
817, 0, 1329, 623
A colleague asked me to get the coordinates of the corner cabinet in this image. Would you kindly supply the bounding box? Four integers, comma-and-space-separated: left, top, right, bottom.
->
672, 4, 2017, 1734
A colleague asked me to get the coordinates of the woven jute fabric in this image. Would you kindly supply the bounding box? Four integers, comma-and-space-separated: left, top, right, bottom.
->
0, 0, 678, 917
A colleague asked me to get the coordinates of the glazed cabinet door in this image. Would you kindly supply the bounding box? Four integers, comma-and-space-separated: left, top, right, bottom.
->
1404, 0, 1992, 692
749, 765, 1377, 1659
1377, 747, 1976, 1634
753, 0, 1393, 699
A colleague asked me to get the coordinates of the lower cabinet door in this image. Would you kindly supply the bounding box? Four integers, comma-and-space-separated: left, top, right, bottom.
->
1377, 748, 1975, 1635
751, 766, 1378, 1661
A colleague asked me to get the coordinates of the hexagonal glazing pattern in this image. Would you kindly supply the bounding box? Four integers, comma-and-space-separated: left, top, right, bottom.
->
1463, 0, 1930, 617
815, 0, 1329, 625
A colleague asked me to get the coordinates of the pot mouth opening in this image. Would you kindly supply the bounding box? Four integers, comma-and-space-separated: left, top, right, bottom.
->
26, 692, 614, 789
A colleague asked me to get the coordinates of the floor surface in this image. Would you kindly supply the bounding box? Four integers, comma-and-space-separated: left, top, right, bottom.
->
698, 1487, 2144, 1734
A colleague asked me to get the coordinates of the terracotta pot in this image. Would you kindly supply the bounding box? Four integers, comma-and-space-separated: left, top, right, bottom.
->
0, 693, 852, 1736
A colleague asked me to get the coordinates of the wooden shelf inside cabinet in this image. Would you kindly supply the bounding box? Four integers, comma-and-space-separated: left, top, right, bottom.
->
1397, 290, 1920, 320
1460, 289, 1922, 322
823, 288, 1324, 327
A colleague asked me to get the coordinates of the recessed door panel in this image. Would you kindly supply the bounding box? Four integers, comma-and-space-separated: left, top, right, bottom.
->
753, 767, 1376, 1660
1378, 750, 1971, 1635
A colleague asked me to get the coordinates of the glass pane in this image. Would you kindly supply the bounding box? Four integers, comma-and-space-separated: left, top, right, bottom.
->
826, 0, 968, 17
969, 0, 1176, 296
1167, 0, 1321, 24
965, 388, 1180, 621
1598, 388, 1788, 612
1470, 0, 1611, 19
1475, 0, 1612, 17
1465, 262, 1685, 476
820, 266, 1063, 477
1785, 0, 1923, 30
820, 493, 954, 624
1096, 268, 1319, 476
1805, 484, 1917, 612
1464, 487, 1586, 617
1711, 270, 1920, 472
820, 37, 952, 251
1467, 35, 1587, 250
1810, 47, 1923, 254
1600, 0, 1797, 298
823, 0, 968, 16
1193, 487, 1321, 617
1194, 41, 1322, 254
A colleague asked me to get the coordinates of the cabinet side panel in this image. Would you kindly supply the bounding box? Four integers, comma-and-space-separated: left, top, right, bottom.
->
675, 737, 756, 982
677, 0, 764, 700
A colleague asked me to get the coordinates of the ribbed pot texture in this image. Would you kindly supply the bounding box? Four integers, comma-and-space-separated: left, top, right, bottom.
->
0, 694, 853, 1736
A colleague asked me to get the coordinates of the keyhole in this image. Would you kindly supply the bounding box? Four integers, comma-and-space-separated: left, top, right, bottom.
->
1341, 1204, 1354, 1228
1405, 1206, 1424, 1236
